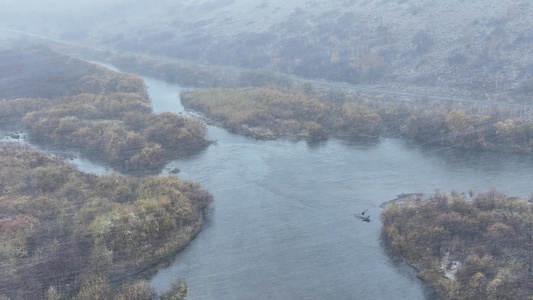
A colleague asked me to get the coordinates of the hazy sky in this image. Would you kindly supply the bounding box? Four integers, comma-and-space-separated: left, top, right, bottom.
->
0, 0, 141, 16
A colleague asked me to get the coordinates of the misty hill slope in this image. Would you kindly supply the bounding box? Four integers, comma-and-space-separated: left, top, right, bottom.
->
4, 0, 533, 101
87, 0, 533, 101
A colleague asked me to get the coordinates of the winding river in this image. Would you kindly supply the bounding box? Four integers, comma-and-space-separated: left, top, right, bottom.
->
8, 67, 533, 299
142, 75, 533, 300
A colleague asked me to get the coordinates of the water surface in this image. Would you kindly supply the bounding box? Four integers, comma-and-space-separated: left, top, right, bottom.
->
143, 77, 533, 299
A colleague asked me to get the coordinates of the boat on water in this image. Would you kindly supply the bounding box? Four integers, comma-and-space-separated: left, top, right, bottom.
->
354, 210, 371, 222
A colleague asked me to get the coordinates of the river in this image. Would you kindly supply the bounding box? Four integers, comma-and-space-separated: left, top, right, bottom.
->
140, 74, 533, 299
7, 68, 533, 299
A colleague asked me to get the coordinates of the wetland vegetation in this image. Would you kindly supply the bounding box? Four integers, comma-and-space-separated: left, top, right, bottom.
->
4, 1, 533, 299
0, 47, 212, 299
381, 190, 533, 300
0, 142, 210, 299
0, 47, 210, 174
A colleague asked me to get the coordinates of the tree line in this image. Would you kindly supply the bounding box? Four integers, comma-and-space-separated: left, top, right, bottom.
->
180, 87, 383, 141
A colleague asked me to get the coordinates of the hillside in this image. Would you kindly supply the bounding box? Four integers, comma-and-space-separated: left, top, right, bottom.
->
3, 0, 532, 102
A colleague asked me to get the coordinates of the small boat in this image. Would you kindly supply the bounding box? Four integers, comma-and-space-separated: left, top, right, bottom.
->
354, 210, 371, 222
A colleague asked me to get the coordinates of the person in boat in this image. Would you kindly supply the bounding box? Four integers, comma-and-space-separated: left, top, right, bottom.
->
354, 211, 371, 222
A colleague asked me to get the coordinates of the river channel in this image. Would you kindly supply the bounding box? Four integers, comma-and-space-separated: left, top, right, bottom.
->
143, 75, 533, 300
7, 67, 533, 299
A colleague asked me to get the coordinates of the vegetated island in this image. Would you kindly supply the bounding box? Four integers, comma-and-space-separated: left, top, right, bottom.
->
180, 84, 533, 156
381, 190, 533, 300
0, 46, 211, 175
0, 46, 216, 299
181, 87, 382, 140
0, 142, 212, 299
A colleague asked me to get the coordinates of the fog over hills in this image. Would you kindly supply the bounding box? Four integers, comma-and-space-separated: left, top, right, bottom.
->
3, 0, 533, 101
3, 2, 533, 299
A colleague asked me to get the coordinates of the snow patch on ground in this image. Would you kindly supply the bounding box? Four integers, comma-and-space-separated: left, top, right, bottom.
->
441, 251, 461, 279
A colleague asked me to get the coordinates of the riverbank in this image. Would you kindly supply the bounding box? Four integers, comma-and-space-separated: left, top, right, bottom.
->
381, 190, 533, 299
379, 192, 426, 209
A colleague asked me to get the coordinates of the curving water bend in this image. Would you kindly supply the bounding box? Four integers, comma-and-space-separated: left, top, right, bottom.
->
143, 75, 533, 300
